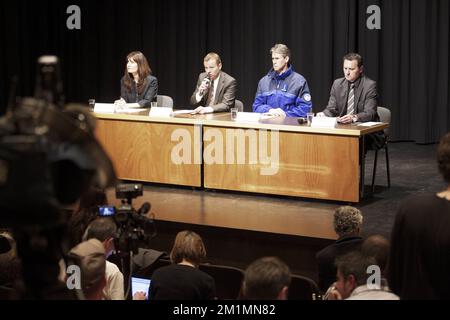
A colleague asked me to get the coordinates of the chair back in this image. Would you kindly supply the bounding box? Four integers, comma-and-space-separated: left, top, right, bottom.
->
199, 263, 245, 299
133, 258, 172, 279
377, 106, 391, 137
288, 274, 322, 300
157, 95, 174, 108
234, 99, 244, 112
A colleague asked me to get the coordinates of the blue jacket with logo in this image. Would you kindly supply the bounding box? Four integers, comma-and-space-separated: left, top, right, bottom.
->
253, 66, 312, 117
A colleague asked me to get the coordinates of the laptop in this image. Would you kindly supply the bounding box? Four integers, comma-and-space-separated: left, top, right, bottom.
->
131, 277, 151, 300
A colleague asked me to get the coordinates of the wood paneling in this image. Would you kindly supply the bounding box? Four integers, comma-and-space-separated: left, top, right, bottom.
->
204, 127, 360, 202
96, 119, 201, 186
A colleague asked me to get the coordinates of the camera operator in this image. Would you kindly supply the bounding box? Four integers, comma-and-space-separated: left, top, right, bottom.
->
83, 218, 124, 300
67, 187, 108, 248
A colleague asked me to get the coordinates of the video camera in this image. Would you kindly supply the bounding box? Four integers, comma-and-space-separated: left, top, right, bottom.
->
98, 183, 156, 255
0, 55, 116, 298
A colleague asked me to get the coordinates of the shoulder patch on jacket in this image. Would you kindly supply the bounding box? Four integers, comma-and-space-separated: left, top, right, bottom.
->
303, 93, 311, 102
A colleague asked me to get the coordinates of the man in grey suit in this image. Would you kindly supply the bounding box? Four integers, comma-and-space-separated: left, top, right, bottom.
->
190, 52, 237, 114
317, 53, 378, 124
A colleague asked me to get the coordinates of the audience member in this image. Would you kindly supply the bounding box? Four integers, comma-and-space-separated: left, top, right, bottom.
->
316, 206, 363, 292
361, 234, 390, 276
325, 251, 398, 300
388, 132, 450, 299
67, 187, 107, 248
150, 230, 216, 300
68, 238, 106, 300
241, 256, 291, 300
84, 218, 124, 300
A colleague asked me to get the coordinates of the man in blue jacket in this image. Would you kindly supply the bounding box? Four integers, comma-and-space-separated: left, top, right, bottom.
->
253, 44, 312, 117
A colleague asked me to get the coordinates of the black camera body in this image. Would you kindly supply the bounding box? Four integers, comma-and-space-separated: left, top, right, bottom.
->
98, 183, 155, 255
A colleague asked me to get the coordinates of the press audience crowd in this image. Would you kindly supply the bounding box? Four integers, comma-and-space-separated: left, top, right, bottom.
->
1, 133, 450, 300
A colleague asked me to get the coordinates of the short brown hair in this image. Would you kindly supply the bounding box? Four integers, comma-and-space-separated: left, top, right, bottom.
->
343, 53, 363, 67
204, 52, 222, 65
437, 132, 450, 183
243, 256, 291, 300
170, 230, 206, 266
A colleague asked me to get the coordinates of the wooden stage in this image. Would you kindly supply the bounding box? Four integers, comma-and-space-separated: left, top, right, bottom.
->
107, 183, 338, 280
98, 110, 386, 279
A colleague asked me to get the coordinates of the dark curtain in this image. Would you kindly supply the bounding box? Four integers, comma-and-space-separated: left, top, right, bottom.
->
0, 0, 448, 143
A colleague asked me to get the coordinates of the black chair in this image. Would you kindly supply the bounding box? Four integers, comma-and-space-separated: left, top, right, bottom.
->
288, 274, 322, 300
199, 263, 245, 300
371, 106, 391, 192
133, 258, 172, 279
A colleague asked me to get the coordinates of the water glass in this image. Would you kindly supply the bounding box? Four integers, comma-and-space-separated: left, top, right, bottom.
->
231, 107, 238, 120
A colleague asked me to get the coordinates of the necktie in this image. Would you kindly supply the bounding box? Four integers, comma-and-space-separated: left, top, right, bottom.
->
206, 82, 215, 106
347, 83, 355, 115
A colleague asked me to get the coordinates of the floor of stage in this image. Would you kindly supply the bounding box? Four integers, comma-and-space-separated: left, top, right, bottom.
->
106, 141, 442, 281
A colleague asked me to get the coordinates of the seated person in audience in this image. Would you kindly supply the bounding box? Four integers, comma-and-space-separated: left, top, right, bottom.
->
315, 206, 363, 292
114, 51, 158, 109
241, 256, 291, 300
150, 230, 216, 300
388, 132, 450, 299
325, 251, 399, 300
361, 234, 390, 278
67, 186, 108, 248
83, 218, 124, 300
68, 239, 107, 300
253, 43, 312, 117
317, 53, 378, 124
190, 52, 237, 114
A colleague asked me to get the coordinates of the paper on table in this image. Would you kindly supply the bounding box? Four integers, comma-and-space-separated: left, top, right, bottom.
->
172, 110, 197, 115
260, 113, 280, 120
358, 122, 382, 127
234, 112, 262, 122
115, 108, 148, 114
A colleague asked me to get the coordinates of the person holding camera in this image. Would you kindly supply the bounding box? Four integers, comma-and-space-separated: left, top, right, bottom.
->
114, 51, 158, 109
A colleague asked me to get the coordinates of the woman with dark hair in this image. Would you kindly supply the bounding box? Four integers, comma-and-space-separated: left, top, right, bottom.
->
388, 132, 450, 299
67, 187, 108, 248
114, 51, 158, 109
149, 231, 216, 300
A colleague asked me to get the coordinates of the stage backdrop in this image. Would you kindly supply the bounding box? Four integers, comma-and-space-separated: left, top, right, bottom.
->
0, 0, 448, 143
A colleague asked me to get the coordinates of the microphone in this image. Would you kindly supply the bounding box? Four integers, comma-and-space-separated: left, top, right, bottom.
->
138, 202, 151, 215
199, 74, 212, 96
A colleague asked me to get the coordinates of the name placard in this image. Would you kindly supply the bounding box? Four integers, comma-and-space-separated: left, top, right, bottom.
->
149, 107, 173, 118
93, 103, 115, 114
311, 117, 337, 128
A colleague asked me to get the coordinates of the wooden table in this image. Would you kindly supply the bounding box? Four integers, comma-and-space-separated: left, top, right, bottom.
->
95, 111, 387, 202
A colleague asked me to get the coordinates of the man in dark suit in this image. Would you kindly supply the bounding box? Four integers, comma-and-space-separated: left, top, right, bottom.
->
315, 206, 363, 293
317, 53, 378, 124
190, 52, 237, 114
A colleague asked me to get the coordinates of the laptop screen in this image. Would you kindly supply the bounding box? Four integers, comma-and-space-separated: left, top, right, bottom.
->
131, 277, 151, 300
